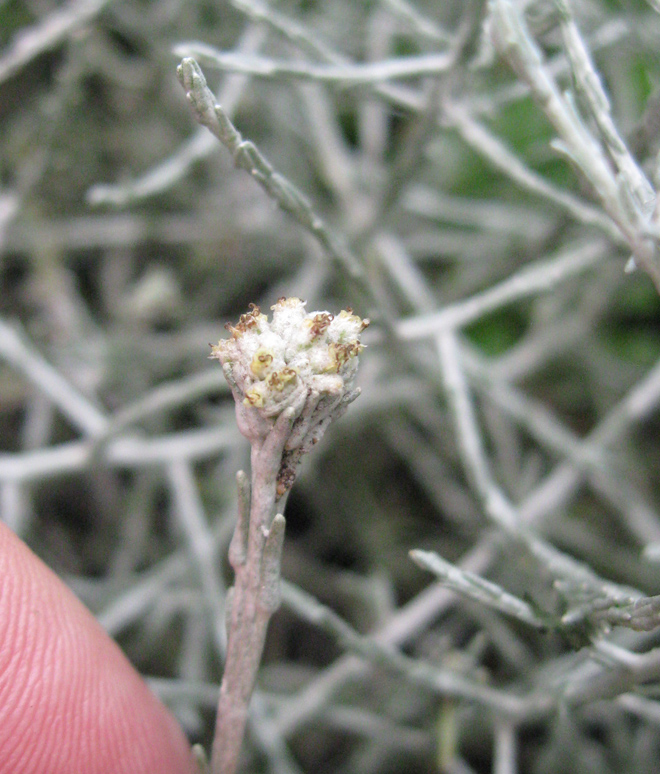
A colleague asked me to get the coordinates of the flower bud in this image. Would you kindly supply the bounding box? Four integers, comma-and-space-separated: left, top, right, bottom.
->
211, 298, 369, 494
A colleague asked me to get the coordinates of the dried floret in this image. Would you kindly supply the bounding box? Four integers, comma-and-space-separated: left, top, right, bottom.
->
212, 297, 369, 495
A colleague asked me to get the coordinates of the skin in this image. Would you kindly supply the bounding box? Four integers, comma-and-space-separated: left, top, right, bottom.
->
0, 521, 197, 774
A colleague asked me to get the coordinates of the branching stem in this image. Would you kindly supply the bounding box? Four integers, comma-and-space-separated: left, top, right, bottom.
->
210, 410, 294, 774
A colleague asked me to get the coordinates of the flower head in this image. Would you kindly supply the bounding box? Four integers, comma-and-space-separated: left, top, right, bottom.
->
212, 298, 369, 496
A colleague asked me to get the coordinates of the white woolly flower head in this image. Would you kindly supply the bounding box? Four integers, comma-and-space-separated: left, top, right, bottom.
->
211, 297, 369, 497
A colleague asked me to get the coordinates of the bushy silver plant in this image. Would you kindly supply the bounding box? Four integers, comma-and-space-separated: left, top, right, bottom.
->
4, 1, 660, 774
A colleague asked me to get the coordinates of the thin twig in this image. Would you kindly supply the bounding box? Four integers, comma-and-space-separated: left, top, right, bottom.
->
489, 0, 660, 290
0, 0, 112, 85
0, 317, 107, 437
174, 44, 454, 85
88, 22, 269, 206
210, 413, 293, 774
397, 240, 606, 340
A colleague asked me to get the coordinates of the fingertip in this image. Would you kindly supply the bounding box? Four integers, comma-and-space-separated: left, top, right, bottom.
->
0, 522, 197, 774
